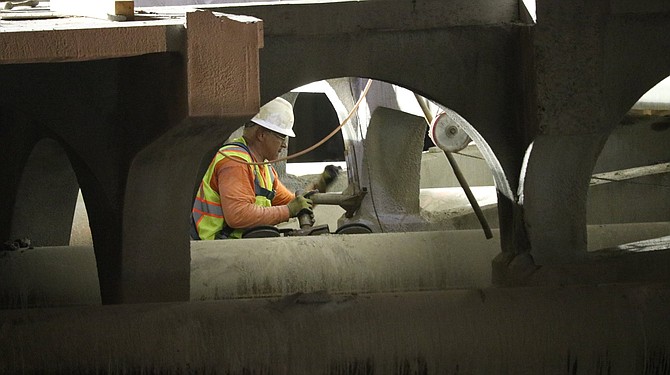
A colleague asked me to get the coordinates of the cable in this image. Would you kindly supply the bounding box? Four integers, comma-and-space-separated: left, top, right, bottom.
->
228, 79, 373, 166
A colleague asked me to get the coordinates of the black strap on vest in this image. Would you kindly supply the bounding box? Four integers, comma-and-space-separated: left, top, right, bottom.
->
224, 142, 276, 200
216, 142, 277, 238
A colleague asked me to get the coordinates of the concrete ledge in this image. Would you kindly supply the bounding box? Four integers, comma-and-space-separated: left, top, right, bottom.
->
204, 0, 519, 36
0, 16, 184, 64
0, 229, 502, 308
0, 246, 101, 308
1, 224, 668, 308
190, 230, 502, 301
1, 283, 668, 373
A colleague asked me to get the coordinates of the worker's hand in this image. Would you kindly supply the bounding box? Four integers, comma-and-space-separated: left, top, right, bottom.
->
310, 164, 342, 193
287, 192, 314, 218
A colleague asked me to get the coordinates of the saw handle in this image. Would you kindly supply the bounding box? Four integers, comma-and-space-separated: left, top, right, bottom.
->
4, 0, 39, 9
295, 190, 317, 229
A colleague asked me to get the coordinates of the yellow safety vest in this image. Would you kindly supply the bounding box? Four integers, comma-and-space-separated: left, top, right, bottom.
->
191, 138, 276, 239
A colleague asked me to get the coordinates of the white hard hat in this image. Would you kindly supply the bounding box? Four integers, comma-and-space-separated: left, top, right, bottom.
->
251, 97, 296, 137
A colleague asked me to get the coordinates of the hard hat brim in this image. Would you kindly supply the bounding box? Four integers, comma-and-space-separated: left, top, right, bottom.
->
252, 119, 296, 137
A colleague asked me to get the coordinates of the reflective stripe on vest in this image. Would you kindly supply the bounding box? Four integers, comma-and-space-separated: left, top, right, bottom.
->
191, 138, 276, 240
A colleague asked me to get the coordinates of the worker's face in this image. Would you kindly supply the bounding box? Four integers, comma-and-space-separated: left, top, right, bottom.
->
261, 128, 288, 160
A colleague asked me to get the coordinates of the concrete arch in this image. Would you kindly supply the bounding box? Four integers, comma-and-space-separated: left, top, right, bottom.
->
0, 11, 265, 305
215, 0, 530, 257
290, 78, 509, 234
121, 116, 250, 303
0, 105, 80, 248
254, 27, 526, 194
215, 0, 527, 192
520, 0, 670, 265
0, 55, 183, 303
9, 138, 80, 247
521, 135, 603, 264
113, 59, 259, 304
586, 75, 670, 248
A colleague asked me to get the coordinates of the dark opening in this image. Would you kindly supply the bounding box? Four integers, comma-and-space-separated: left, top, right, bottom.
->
288, 93, 345, 162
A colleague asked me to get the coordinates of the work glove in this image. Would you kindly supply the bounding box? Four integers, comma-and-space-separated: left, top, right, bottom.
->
287, 192, 314, 218
311, 164, 342, 193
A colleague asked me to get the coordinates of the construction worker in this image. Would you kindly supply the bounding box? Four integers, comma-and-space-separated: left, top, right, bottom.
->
191, 97, 330, 240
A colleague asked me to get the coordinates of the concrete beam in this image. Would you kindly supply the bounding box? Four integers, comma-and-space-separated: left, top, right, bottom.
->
2, 224, 670, 308
0, 16, 183, 64
0, 230, 502, 308
190, 230, 501, 300
1, 283, 669, 373
206, 0, 519, 36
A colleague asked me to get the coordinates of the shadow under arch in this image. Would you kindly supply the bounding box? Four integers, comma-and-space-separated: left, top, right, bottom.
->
521, 61, 670, 265
586, 75, 670, 252
9, 138, 80, 247
0, 135, 103, 309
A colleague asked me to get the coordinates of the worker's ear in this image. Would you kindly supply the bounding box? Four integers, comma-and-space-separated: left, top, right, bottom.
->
253, 126, 265, 141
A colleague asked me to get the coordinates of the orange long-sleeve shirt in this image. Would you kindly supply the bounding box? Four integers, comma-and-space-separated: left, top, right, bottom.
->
209, 157, 295, 229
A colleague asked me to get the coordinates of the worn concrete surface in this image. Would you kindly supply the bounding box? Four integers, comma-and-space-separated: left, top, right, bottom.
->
0, 246, 101, 308
2, 223, 669, 309
1, 283, 669, 374
1, 1, 668, 372
190, 230, 501, 301
2, 228, 503, 308
421, 145, 495, 188
523, 0, 670, 265
0, 14, 183, 64
1, 9, 263, 304
1, 0, 669, 307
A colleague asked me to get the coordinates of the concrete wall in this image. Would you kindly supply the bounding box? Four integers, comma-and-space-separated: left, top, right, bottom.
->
520, 0, 670, 265
0, 12, 263, 304
2, 283, 669, 373
1, 1, 670, 371
588, 115, 670, 224
1, 0, 669, 303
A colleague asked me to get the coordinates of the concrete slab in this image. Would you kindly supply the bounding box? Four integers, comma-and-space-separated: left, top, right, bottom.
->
3, 222, 670, 308
1, 283, 669, 373
190, 230, 502, 301
0, 10, 184, 64
0, 246, 101, 308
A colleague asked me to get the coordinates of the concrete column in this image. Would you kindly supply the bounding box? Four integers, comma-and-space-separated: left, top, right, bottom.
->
525, 0, 609, 264
526, 0, 670, 265
1, 10, 264, 304
118, 12, 263, 303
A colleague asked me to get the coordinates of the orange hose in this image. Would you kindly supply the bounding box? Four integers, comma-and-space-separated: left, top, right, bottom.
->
229, 79, 372, 166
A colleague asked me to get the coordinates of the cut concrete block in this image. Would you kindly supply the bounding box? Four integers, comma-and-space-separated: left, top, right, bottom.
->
186, 10, 263, 117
